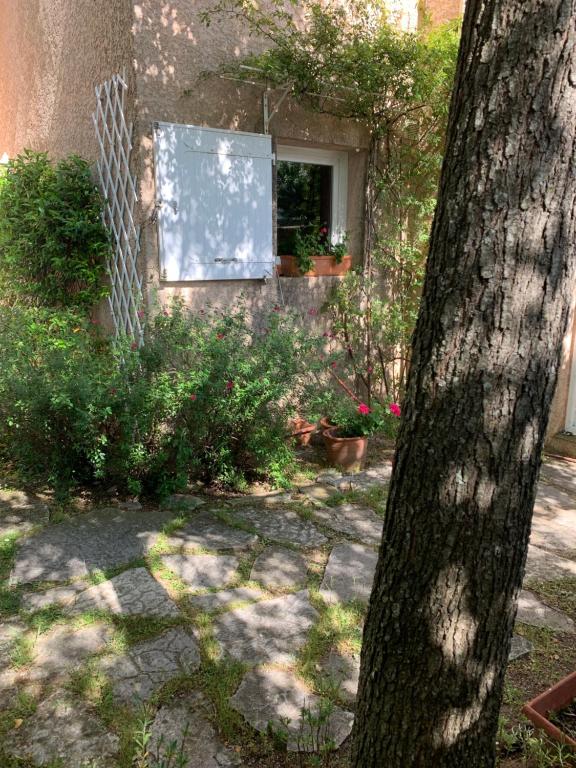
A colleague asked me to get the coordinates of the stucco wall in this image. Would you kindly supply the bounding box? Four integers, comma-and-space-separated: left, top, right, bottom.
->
421, 0, 464, 26
131, 0, 370, 317
0, 0, 134, 161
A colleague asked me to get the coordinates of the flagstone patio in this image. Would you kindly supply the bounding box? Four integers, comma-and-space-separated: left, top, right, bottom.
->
1, 455, 576, 765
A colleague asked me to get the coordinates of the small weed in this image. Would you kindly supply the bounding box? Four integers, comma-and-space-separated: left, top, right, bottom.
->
10, 633, 34, 668
26, 604, 65, 634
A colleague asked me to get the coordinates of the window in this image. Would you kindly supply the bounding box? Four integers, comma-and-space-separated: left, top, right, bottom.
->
153, 124, 349, 281
276, 146, 348, 256
153, 122, 275, 281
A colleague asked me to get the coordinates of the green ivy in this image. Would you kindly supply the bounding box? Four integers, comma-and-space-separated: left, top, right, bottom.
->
0, 150, 110, 310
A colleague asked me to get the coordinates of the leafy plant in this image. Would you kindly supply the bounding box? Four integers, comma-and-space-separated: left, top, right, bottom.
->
0, 150, 110, 310
202, 1, 460, 404
294, 227, 347, 274
330, 399, 399, 438
133, 709, 189, 768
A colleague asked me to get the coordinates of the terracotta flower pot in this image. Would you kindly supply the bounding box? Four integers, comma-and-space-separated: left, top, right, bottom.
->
320, 416, 335, 431
323, 427, 368, 472
278, 254, 352, 277
522, 670, 576, 748
288, 418, 316, 447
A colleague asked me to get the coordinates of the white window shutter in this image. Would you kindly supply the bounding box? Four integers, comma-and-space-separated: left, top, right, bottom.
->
153, 122, 275, 281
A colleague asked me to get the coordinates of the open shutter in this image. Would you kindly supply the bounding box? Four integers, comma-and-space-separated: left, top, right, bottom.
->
153, 122, 275, 281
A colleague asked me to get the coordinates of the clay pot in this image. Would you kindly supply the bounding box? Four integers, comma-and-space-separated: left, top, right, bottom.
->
522, 670, 576, 748
288, 418, 316, 447
323, 427, 368, 472
319, 416, 335, 432
278, 254, 352, 277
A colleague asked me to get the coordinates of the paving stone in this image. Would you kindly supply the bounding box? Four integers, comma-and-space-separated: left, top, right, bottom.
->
524, 544, 576, 583
21, 581, 89, 612
5, 690, 119, 766
164, 512, 258, 551
164, 494, 206, 511
102, 627, 201, 704
531, 484, 576, 552
312, 504, 383, 545
214, 590, 319, 664
117, 499, 142, 511
149, 692, 241, 768
318, 464, 392, 491
67, 568, 180, 617
10, 506, 175, 584
319, 543, 378, 604
250, 546, 308, 588
161, 554, 238, 590
30, 623, 113, 680
300, 484, 341, 504
508, 635, 534, 662
516, 590, 575, 633
230, 667, 354, 751
322, 651, 360, 703
229, 508, 327, 548
190, 586, 266, 613
0, 489, 49, 537
540, 458, 576, 497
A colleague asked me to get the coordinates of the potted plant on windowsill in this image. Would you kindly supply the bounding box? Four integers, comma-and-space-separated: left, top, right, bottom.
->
279, 227, 352, 277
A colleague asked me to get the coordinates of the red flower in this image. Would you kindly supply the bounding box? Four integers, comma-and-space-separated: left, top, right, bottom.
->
331, 361, 337, 369
137, 310, 144, 319
273, 305, 281, 312
226, 380, 234, 391
389, 402, 401, 417
216, 333, 225, 340
367, 366, 373, 374
163, 310, 169, 317
308, 308, 318, 317
320, 226, 328, 235
90, 318, 100, 325
358, 403, 371, 415
130, 341, 138, 351
110, 387, 117, 395
190, 393, 197, 401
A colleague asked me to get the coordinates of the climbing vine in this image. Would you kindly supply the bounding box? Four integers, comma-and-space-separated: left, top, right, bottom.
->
203, 0, 460, 401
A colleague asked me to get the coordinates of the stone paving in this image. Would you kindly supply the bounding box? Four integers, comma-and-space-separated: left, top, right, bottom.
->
2, 455, 576, 765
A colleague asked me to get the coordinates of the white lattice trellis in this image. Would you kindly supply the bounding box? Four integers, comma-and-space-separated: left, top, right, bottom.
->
93, 71, 143, 340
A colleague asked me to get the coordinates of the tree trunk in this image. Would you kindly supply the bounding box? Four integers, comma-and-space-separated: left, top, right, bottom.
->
352, 1, 576, 766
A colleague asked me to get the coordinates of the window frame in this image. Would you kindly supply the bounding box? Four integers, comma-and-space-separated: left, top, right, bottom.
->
275, 145, 349, 250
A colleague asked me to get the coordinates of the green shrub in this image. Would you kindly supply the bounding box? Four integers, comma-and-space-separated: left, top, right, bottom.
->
0, 150, 110, 310
0, 307, 119, 497
109, 300, 324, 493
0, 302, 325, 497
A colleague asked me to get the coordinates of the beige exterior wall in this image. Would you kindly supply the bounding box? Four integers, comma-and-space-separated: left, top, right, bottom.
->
421, 0, 464, 26
132, 0, 370, 318
0, 0, 134, 161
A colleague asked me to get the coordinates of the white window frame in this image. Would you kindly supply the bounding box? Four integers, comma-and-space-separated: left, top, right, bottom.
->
276, 145, 349, 248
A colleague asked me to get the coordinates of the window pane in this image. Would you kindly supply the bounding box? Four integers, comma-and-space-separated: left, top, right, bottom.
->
277, 161, 332, 255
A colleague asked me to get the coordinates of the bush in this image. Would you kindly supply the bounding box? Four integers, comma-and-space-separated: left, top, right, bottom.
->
109, 300, 324, 493
0, 302, 324, 497
0, 307, 119, 498
0, 150, 110, 310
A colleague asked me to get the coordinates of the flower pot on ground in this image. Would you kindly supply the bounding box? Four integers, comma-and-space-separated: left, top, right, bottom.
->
323, 427, 368, 472
522, 671, 576, 748
288, 417, 316, 447
279, 253, 352, 277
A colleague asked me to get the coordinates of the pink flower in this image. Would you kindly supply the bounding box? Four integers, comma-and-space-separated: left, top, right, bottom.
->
331, 361, 337, 369
163, 310, 169, 317
110, 387, 117, 395
389, 402, 401, 417
216, 333, 225, 340
319, 226, 328, 235
367, 366, 373, 374
90, 318, 100, 325
273, 305, 281, 312
190, 393, 197, 401
130, 341, 138, 351
358, 403, 371, 416
308, 308, 318, 317
226, 380, 234, 391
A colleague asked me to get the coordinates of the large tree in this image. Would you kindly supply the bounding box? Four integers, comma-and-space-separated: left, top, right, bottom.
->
352, 1, 576, 766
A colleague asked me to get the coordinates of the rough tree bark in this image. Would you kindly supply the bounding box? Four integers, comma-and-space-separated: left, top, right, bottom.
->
352, 1, 576, 766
